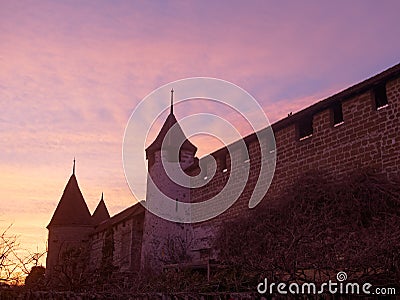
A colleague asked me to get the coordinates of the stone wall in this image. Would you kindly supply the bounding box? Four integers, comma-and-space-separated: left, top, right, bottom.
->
141, 149, 195, 272
46, 225, 93, 277
88, 214, 144, 273
190, 73, 400, 249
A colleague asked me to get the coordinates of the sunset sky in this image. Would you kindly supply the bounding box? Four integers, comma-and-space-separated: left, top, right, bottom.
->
1, 0, 400, 264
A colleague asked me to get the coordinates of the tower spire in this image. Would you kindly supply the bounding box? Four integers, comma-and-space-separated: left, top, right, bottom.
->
73, 157, 76, 175
101, 192, 104, 201
170, 88, 174, 115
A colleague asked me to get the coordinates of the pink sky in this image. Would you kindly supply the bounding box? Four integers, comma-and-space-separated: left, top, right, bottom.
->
1, 0, 400, 265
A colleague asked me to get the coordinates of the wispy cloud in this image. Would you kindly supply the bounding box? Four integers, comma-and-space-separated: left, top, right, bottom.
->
1, 0, 400, 256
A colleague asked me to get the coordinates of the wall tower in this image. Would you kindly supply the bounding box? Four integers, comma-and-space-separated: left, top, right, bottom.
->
140, 90, 197, 272
46, 161, 93, 277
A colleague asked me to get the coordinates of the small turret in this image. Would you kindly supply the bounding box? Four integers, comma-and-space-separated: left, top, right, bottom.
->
47, 173, 92, 228
145, 89, 197, 169
92, 193, 110, 225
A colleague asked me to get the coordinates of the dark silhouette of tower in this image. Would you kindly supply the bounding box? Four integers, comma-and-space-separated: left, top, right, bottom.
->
140, 90, 197, 272
46, 161, 94, 277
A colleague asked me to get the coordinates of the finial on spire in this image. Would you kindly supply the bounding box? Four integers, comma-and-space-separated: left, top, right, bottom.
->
73, 157, 76, 175
101, 192, 104, 201
170, 88, 174, 115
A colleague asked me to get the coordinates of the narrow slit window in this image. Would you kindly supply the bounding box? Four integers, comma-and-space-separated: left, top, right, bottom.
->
298, 116, 313, 140
201, 167, 207, 180
199, 160, 207, 180
242, 143, 250, 163
332, 102, 344, 126
374, 84, 388, 110
219, 155, 227, 172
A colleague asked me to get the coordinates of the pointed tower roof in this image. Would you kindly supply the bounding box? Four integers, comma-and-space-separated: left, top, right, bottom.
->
92, 193, 110, 225
47, 163, 92, 228
145, 89, 197, 159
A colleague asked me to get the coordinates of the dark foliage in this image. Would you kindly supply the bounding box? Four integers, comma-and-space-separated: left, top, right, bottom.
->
25, 266, 45, 289
215, 169, 400, 291
50, 245, 90, 291
98, 228, 117, 283
43, 168, 400, 295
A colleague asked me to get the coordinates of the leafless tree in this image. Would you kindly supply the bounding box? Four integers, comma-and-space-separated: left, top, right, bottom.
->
160, 234, 193, 265
0, 225, 47, 287
0, 225, 20, 285
50, 244, 91, 291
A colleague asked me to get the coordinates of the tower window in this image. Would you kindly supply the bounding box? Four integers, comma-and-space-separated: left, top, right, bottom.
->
298, 116, 313, 140
219, 155, 227, 172
374, 84, 388, 110
242, 143, 250, 163
166, 148, 179, 162
199, 161, 207, 180
332, 102, 344, 126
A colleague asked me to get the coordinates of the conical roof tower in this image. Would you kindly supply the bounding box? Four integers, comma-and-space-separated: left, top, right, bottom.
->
92, 192, 110, 225
47, 159, 92, 228
145, 89, 197, 159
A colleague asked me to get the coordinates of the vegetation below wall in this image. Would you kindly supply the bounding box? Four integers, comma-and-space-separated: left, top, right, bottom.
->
215, 168, 400, 291
3, 168, 399, 297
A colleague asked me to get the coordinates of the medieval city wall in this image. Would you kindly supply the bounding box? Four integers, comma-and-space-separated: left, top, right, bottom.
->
88, 214, 144, 273
46, 226, 93, 276
190, 72, 400, 250
46, 64, 400, 278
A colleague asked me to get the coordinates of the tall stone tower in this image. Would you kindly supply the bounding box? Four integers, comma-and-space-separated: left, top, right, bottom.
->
140, 90, 197, 272
46, 161, 93, 277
